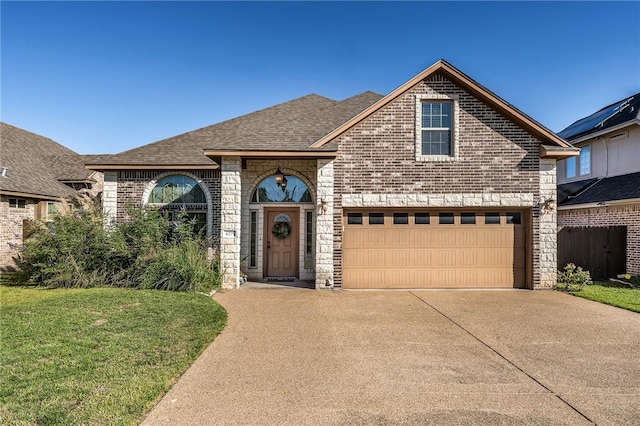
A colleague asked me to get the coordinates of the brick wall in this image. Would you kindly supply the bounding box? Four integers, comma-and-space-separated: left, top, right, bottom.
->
558, 203, 640, 275
331, 72, 547, 287
114, 170, 221, 237
0, 196, 36, 271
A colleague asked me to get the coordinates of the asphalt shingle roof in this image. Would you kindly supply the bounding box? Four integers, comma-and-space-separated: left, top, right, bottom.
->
558, 93, 640, 140
559, 172, 640, 206
86, 91, 384, 166
0, 122, 93, 198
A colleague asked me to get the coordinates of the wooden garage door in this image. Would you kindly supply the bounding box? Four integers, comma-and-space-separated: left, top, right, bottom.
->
342, 210, 526, 289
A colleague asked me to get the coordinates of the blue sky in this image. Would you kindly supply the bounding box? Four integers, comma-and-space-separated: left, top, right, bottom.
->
2, 1, 639, 154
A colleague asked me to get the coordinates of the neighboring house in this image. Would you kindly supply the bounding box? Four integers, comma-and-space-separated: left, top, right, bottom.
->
0, 123, 104, 271
86, 59, 578, 290
557, 93, 640, 275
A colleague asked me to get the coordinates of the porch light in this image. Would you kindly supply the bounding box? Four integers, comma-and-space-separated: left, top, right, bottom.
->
320, 199, 328, 214
273, 167, 284, 186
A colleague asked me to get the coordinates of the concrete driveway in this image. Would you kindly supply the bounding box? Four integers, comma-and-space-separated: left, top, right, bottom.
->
143, 289, 640, 425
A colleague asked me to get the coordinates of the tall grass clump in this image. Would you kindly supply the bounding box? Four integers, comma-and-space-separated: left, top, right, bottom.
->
19, 196, 221, 292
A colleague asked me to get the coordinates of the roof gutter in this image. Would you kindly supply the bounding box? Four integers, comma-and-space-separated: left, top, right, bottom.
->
565, 119, 640, 145
0, 190, 64, 201
203, 150, 337, 159
558, 197, 640, 210
85, 164, 220, 171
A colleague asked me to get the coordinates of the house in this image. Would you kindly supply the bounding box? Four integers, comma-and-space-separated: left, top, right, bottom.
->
0, 123, 104, 271
86, 59, 578, 290
557, 93, 640, 276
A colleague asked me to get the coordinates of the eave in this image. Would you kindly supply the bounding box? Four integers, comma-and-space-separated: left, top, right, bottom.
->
564, 119, 640, 145
0, 190, 64, 201
311, 59, 573, 149
85, 164, 220, 171
203, 150, 337, 161
539, 145, 580, 159
558, 197, 640, 210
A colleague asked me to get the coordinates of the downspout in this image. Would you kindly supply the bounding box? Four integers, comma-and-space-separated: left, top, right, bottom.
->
599, 136, 609, 178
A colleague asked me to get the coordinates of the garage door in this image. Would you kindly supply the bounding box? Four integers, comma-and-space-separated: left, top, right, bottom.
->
342, 210, 526, 289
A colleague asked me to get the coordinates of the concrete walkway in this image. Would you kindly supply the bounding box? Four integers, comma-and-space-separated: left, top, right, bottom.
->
143, 289, 640, 425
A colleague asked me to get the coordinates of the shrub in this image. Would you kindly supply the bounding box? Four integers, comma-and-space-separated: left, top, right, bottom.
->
19, 197, 221, 293
556, 263, 592, 292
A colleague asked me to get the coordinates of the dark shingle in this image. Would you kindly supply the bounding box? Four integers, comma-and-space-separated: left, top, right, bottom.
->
560, 172, 640, 206
0, 123, 91, 198
87, 92, 383, 166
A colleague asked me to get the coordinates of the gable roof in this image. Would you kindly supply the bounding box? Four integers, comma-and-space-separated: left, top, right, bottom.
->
558, 172, 640, 207
311, 59, 575, 152
0, 122, 93, 199
558, 92, 640, 141
86, 92, 384, 168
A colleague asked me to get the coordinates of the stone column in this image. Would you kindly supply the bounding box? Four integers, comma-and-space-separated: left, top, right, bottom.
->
538, 158, 557, 288
315, 159, 334, 289
102, 171, 118, 228
220, 156, 242, 289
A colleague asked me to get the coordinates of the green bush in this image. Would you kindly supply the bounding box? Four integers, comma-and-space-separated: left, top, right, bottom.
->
556, 263, 593, 292
19, 197, 221, 293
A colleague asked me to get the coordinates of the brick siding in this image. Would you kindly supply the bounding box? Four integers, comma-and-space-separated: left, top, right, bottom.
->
331, 72, 547, 287
115, 170, 221, 237
558, 203, 640, 275
0, 196, 36, 271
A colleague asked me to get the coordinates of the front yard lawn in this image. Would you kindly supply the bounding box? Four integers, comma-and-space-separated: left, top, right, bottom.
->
0, 286, 227, 425
573, 282, 640, 313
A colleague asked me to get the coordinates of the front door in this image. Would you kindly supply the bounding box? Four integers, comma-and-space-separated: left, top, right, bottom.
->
265, 209, 299, 278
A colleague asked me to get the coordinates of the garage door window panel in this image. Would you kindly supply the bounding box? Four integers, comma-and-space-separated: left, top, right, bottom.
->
506, 212, 522, 225
439, 212, 454, 225
393, 213, 409, 225
415, 212, 430, 224
368, 213, 384, 225
347, 213, 363, 225
485, 212, 500, 225
461, 212, 476, 224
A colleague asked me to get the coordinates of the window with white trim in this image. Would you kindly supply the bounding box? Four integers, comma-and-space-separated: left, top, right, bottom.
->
565, 144, 591, 179
420, 101, 452, 156
416, 95, 458, 161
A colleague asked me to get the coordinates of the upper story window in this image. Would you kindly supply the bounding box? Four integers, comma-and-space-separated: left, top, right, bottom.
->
251, 175, 312, 203
416, 95, 459, 161
149, 175, 206, 204
565, 144, 591, 179
421, 101, 452, 156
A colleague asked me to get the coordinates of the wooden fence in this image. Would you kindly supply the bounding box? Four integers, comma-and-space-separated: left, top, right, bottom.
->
557, 226, 627, 280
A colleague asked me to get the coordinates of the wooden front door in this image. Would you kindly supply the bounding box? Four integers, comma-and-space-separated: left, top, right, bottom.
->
265, 209, 299, 278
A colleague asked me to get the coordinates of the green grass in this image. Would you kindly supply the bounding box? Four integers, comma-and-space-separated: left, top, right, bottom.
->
0, 286, 227, 425
572, 282, 640, 313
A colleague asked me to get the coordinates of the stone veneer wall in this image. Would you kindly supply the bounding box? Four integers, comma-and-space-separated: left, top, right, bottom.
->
220, 157, 241, 289
0, 196, 36, 271
331, 72, 553, 288
240, 159, 317, 283
558, 203, 640, 275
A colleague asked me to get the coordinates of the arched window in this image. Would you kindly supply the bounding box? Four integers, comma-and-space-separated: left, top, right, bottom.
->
147, 175, 208, 235
251, 175, 312, 203
149, 175, 206, 204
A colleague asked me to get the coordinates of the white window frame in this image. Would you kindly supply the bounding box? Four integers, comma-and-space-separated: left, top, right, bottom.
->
415, 94, 459, 161
565, 143, 591, 179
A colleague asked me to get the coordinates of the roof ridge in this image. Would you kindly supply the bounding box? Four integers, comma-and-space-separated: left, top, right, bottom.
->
113, 94, 337, 156
218, 95, 344, 149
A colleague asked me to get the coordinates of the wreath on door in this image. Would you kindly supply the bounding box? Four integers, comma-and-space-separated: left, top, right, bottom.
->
272, 222, 291, 239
